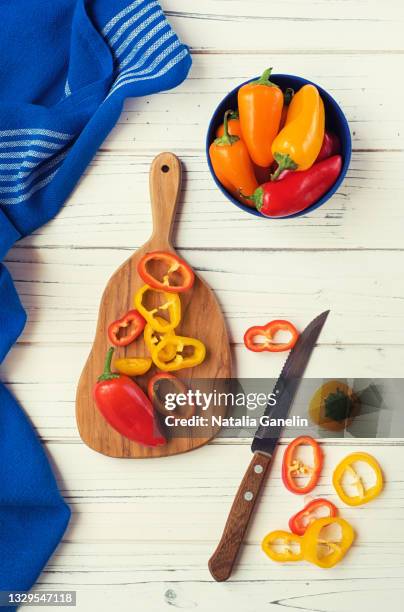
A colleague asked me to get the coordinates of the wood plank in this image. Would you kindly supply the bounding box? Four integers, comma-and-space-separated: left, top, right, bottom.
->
34, 580, 404, 612
107, 53, 404, 152
33, 574, 404, 612
1, 341, 402, 443
159, 0, 404, 52
42, 441, 403, 544
4, 248, 404, 346
9, 149, 403, 251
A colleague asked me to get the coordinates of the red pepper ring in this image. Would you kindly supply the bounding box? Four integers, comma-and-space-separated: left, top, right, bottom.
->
282, 436, 323, 495
138, 251, 195, 294
108, 309, 146, 347
147, 373, 194, 420
289, 498, 338, 536
244, 320, 299, 353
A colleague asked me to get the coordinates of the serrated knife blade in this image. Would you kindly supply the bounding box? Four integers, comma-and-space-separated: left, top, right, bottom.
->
208, 310, 330, 582
251, 309, 330, 455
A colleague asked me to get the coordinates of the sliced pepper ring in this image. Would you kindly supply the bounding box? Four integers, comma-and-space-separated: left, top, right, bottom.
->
143, 316, 178, 362
282, 436, 323, 495
134, 284, 181, 333
302, 517, 355, 568
152, 334, 206, 372
138, 251, 195, 293
107, 309, 146, 347
261, 530, 304, 563
289, 498, 338, 536
147, 373, 194, 419
332, 452, 383, 506
244, 320, 299, 353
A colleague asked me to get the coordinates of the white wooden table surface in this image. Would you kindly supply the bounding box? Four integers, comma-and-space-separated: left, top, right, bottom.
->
1, 1, 403, 610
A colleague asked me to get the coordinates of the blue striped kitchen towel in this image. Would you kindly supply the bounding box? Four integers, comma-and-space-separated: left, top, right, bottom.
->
0, 1, 191, 606
0, 0, 191, 235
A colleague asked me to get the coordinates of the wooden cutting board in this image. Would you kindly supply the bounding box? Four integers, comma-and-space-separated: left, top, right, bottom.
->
76, 152, 232, 458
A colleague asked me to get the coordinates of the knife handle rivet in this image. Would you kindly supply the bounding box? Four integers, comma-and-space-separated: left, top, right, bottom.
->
244, 491, 254, 501
254, 465, 263, 474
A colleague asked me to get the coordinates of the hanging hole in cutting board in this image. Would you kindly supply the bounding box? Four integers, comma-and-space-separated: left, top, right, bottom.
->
161, 164, 170, 173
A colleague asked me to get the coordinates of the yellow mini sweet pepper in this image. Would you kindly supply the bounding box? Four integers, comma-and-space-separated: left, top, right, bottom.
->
152, 334, 206, 372
114, 357, 152, 376
271, 84, 325, 179
332, 452, 383, 506
134, 285, 181, 333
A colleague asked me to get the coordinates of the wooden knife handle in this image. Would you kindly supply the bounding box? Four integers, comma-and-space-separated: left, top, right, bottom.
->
208, 451, 272, 582
149, 152, 182, 247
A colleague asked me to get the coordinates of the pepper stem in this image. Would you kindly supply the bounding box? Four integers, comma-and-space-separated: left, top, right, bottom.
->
253, 67, 278, 88
98, 347, 120, 382
214, 110, 239, 147
270, 153, 298, 181
239, 187, 264, 210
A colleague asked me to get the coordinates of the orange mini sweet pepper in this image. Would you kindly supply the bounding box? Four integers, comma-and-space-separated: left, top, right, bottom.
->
271, 84, 325, 179
209, 110, 258, 206
238, 67, 284, 168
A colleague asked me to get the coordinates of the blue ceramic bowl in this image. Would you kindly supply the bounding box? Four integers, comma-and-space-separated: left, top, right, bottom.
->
206, 74, 351, 218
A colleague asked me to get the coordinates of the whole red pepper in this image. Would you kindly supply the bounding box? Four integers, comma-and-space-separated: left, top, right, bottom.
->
108, 309, 146, 347
93, 347, 166, 447
316, 131, 341, 163
250, 155, 342, 217
276, 131, 341, 179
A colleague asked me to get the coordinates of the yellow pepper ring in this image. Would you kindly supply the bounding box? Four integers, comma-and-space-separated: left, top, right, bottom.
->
302, 517, 355, 569
152, 334, 206, 372
114, 357, 152, 377
261, 530, 304, 563
143, 317, 177, 362
134, 284, 181, 333
332, 452, 384, 506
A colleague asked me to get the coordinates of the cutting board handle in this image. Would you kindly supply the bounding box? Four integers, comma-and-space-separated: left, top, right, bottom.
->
149, 152, 182, 247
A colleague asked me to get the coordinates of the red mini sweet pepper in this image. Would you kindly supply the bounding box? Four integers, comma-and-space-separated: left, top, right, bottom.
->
93, 347, 166, 447
248, 155, 342, 218
316, 131, 341, 163
108, 309, 146, 347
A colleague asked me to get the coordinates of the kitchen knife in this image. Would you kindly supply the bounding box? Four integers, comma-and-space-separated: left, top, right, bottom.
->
208, 310, 330, 582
